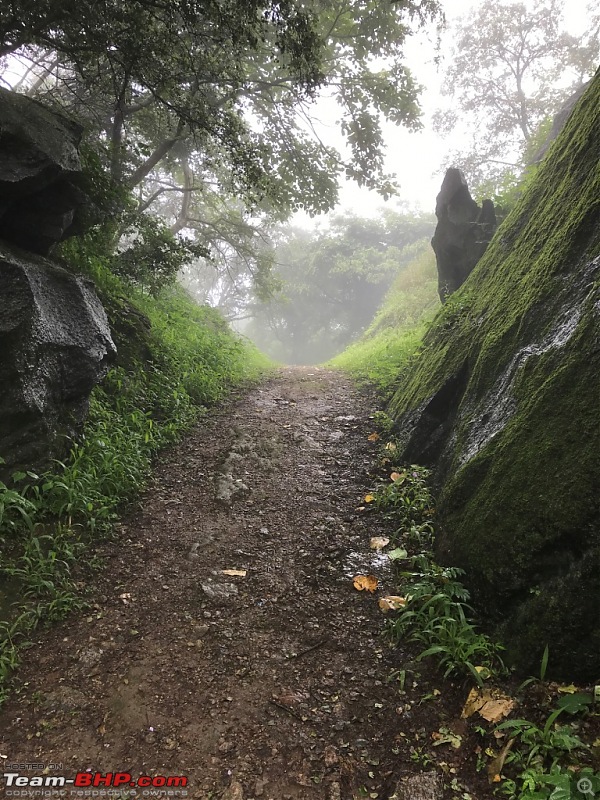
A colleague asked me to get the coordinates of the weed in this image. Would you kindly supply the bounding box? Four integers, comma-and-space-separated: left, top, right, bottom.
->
495, 693, 597, 799
371, 465, 506, 684
0, 279, 270, 704
373, 465, 433, 527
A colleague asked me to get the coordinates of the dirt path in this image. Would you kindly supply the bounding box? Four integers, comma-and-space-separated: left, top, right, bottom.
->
0, 368, 455, 800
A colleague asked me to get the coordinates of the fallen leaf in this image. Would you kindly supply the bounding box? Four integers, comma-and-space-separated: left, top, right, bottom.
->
390, 471, 405, 482
461, 688, 515, 723
370, 536, 389, 550
487, 738, 515, 784
462, 687, 485, 718
384, 442, 397, 451
557, 684, 579, 694
432, 728, 462, 748
387, 547, 408, 561
378, 596, 407, 612
221, 569, 247, 577
368, 432, 380, 442
364, 494, 375, 503
353, 575, 378, 593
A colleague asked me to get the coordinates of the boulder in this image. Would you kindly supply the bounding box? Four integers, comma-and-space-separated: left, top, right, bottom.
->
388, 76, 600, 680
431, 169, 496, 302
0, 242, 116, 476
0, 87, 93, 254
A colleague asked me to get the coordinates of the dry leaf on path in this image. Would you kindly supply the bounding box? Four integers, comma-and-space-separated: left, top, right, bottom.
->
378, 596, 407, 612
462, 688, 515, 723
364, 494, 375, 503
384, 442, 397, 451
370, 536, 389, 550
221, 569, 247, 577
353, 575, 378, 593
368, 432, 380, 441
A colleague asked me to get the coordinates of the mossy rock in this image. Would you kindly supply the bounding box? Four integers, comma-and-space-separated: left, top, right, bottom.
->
388, 73, 600, 680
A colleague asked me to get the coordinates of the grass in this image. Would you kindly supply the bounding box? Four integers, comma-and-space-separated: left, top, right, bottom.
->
329, 241, 439, 397
0, 262, 272, 703
365, 421, 599, 800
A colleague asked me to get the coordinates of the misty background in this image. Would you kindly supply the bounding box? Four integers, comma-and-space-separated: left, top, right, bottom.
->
4, 0, 597, 365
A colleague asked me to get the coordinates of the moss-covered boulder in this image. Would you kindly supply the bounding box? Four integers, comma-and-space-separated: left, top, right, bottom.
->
388, 74, 600, 680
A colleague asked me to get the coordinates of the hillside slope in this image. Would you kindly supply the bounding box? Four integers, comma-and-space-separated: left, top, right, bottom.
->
388, 73, 600, 679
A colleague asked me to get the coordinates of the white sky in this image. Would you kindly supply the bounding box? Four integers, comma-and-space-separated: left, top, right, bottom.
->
294, 0, 594, 226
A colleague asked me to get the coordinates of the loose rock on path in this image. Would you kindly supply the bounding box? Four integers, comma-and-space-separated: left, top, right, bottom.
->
0, 368, 453, 800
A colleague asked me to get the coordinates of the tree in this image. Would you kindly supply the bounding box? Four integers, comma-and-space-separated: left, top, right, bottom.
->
434, 0, 598, 195
246, 209, 435, 364
2, 0, 441, 303
3, 0, 441, 212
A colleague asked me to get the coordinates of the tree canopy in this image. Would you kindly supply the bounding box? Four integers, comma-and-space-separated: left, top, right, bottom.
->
3, 0, 440, 210
1, 0, 442, 304
245, 209, 435, 364
434, 0, 598, 195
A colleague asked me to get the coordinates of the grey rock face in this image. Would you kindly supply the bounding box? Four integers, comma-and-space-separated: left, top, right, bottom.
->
0, 242, 116, 475
431, 168, 496, 302
0, 87, 92, 255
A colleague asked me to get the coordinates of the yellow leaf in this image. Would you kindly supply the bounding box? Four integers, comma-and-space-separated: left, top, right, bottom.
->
370, 536, 389, 551
353, 575, 378, 593
557, 684, 579, 694
390, 471, 405, 482
378, 595, 407, 612
384, 442, 397, 451
368, 432, 380, 441
462, 688, 515, 723
479, 696, 515, 723
364, 494, 375, 503
222, 569, 247, 577
487, 738, 515, 784
462, 688, 485, 719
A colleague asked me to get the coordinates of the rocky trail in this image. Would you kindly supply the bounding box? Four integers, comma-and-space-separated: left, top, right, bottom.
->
0, 368, 484, 800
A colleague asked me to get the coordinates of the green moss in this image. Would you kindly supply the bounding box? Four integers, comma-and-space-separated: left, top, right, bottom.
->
388, 74, 600, 679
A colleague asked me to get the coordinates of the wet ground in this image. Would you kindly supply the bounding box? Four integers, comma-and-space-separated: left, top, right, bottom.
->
0, 367, 488, 799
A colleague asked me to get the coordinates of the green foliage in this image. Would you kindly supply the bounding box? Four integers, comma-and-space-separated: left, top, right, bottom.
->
112, 213, 210, 297
0, 263, 270, 703
497, 696, 597, 800
373, 465, 433, 524
330, 239, 439, 394
368, 463, 505, 684
10, 0, 441, 217
389, 76, 600, 680
501, 766, 600, 800
248, 211, 436, 365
